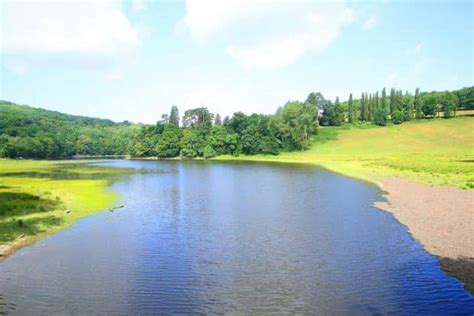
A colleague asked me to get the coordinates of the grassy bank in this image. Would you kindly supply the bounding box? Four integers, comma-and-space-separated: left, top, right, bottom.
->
0, 160, 131, 256
216, 116, 474, 189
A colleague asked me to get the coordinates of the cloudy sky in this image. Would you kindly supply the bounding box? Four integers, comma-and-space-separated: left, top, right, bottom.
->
0, 0, 472, 123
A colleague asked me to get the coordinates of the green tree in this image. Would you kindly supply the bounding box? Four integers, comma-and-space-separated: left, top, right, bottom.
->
348, 93, 355, 123
392, 110, 404, 124
381, 88, 388, 113
414, 88, 423, 119
360, 93, 366, 121
169, 105, 179, 127
154, 123, 181, 157
403, 91, 414, 121
214, 113, 222, 125
442, 92, 458, 118
373, 108, 388, 126
182, 107, 213, 128
389, 88, 396, 115
332, 97, 344, 126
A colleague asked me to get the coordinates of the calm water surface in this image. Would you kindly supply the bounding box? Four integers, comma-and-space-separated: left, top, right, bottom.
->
0, 160, 473, 314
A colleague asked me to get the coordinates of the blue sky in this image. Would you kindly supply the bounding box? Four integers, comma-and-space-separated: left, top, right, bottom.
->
1, 0, 472, 123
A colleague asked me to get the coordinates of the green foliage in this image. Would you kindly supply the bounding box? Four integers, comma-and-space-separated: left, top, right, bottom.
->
373, 108, 388, 126
441, 92, 458, 118
414, 88, 423, 119
169, 105, 180, 127
154, 124, 181, 157
2, 86, 471, 161
332, 97, 344, 126
347, 93, 355, 123
274, 101, 317, 150
455, 87, 474, 109
182, 107, 213, 128
402, 91, 414, 121
392, 110, 404, 124
422, 103, 437, 118
0, 101, 139, 159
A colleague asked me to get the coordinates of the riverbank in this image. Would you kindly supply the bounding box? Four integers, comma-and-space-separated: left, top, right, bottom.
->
0, 160, 129, 260
214, 117, 474, 292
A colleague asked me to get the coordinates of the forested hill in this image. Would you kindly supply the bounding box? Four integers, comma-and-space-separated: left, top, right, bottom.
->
0, 101, 141, 158
1, 86, 472, 159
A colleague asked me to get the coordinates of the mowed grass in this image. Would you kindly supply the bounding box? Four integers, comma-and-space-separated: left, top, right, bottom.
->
0, 160, 127, 247
216, 117, 474, 189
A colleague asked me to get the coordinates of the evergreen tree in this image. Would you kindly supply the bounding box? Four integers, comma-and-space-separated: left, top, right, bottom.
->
214, 113, 222, 125
414, 88, 423, 119
367, 93, 373, 121
169, 105, 179, 127
403, 91, 413, 121
390, 88, 396, 115
365, 92, 370, 121
348, 93, 354, 123
360, 93, 366, 121
381, 88, 388, 113
332, 97, 344, 126
397, 90, 403, 111
375, 91, 379, 111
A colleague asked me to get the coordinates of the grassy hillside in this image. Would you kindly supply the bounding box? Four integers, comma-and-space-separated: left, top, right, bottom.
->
216, 117, 474, 189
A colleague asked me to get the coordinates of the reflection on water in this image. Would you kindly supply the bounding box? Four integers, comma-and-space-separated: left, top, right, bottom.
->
0, 160, 473, 314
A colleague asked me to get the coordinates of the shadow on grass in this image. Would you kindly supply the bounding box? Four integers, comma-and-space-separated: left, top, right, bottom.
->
0, 192, 61, 217
0, 215, 64, 243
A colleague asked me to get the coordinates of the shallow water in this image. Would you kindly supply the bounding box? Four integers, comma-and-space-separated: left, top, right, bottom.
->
0, 160, 473, 314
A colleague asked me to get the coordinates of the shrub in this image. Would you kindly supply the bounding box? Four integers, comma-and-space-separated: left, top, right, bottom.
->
392, 110, 404, 124
203, 145, 217, 159
373, 108, 388, 126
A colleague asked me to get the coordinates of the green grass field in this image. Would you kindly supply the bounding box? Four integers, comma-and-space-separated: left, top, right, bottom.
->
216, 117, 474, 189
0, 160, 131, 248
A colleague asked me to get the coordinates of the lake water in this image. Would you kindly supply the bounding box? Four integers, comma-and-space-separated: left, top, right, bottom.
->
0, 160, 473, 314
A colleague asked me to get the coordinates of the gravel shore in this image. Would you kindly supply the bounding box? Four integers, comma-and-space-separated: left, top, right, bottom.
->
374, 178, 474, 293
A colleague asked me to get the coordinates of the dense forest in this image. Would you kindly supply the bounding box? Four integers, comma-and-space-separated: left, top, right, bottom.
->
0, 101, 140, 158
1, 86, 472, 159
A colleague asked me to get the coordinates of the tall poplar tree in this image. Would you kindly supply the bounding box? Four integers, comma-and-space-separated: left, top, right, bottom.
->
169, 105, 180, 127
414, 88, 423, 119
348, 93, 354, 123
390, 88, 396, 115
375, 91, 379, 111
333, 96, 344, 126
360, 92, 366, 121
381, 88, 388, 113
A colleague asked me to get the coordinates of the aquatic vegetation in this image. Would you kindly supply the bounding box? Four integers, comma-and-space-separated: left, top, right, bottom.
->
0, 160, 132, 246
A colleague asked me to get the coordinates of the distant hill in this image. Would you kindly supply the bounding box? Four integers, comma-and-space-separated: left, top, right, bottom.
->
0, 101, 143, 158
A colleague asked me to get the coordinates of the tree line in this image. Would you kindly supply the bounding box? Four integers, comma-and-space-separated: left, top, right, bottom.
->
0, 86, 472, 159
0, 101, 139, 159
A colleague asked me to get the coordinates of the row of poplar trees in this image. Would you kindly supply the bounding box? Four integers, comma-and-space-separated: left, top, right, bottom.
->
344, 88, 430, 126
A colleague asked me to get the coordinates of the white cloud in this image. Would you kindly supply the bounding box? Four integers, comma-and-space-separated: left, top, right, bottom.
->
179, 0, 354, 69
405, 42, 424, 56
362, 16, 378, 31
131, 0, 151, 13
1, 0, 141, 74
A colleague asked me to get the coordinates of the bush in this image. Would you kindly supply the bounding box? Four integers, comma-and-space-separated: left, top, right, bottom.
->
373, 108, 388, 126
180, 148, 197, 158
422, 103, 436, 118
203, 145, 217, 159
392, 110, 404, 124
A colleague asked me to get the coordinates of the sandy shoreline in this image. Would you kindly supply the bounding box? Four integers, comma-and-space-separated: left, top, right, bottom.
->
374, 178, 474, 293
